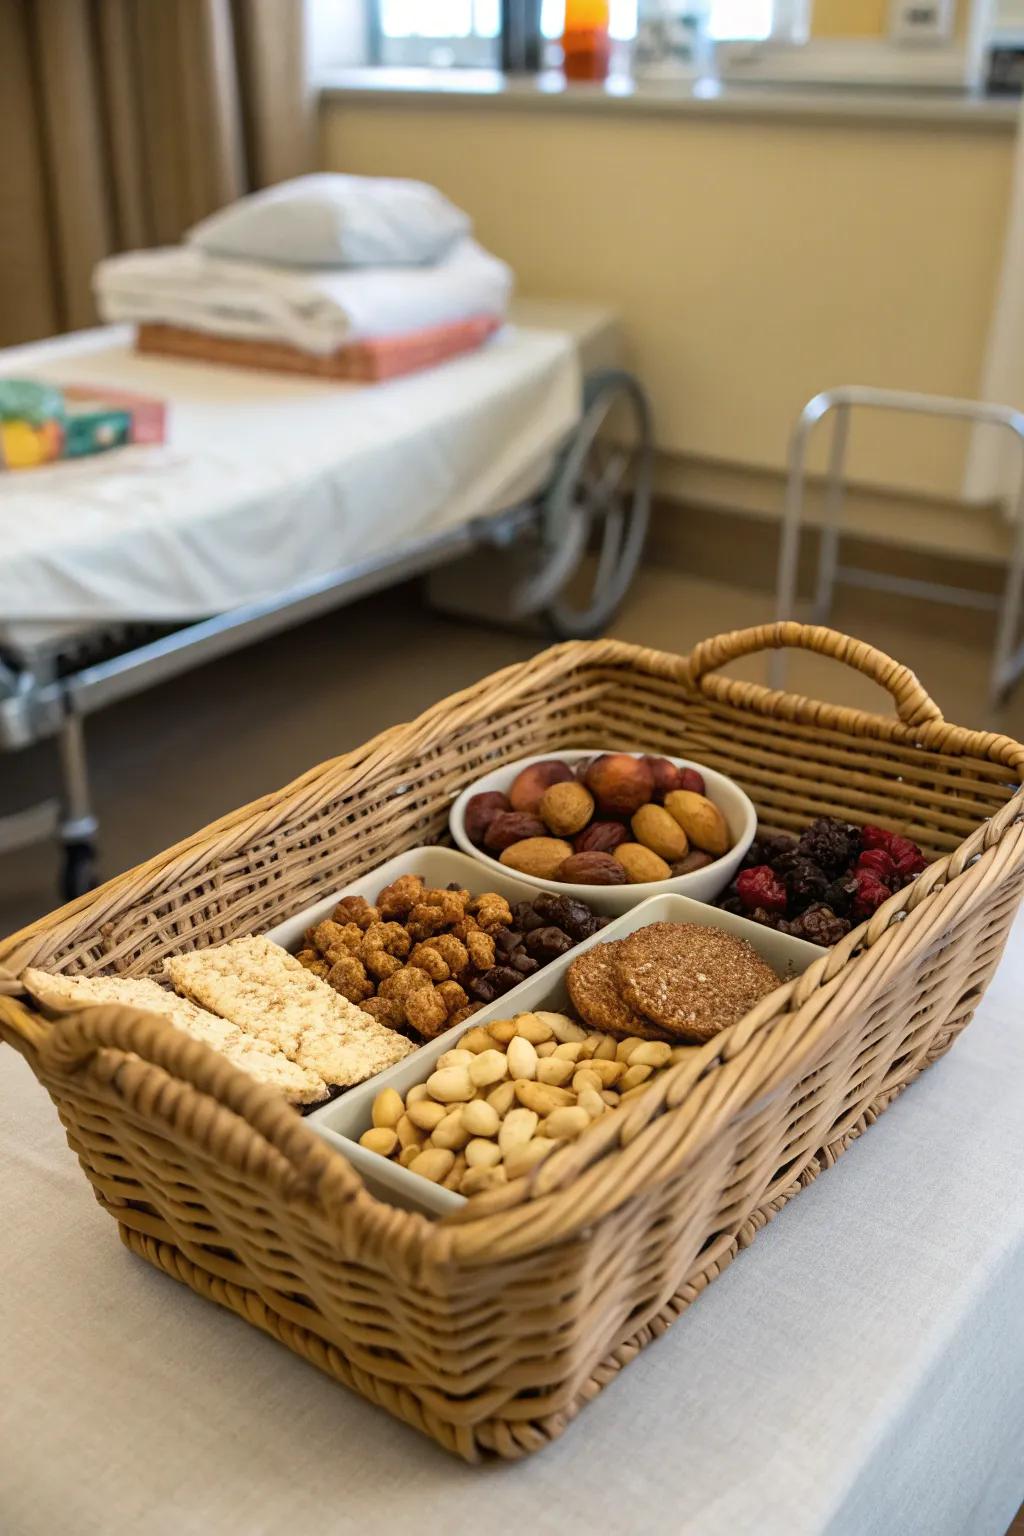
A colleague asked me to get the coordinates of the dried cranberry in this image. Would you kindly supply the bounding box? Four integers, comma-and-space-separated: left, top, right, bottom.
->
736, 865, 788, 914
788, 903, 850, 946
852, 872, 891, 919
861, 825, 894, 852
857, 849, 895, 883
888, 836, 927, 878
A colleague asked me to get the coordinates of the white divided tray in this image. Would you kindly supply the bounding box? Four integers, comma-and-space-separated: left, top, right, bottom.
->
309, 892, 826, 1218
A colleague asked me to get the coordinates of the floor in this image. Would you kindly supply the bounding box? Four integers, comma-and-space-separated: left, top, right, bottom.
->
4, 563, 1024, 939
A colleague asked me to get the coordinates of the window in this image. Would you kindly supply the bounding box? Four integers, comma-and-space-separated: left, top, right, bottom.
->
375, 3, 787, 66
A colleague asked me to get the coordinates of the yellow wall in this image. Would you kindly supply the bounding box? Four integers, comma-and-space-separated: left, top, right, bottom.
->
322, 99, 1011, 498
811, 0, 971, 35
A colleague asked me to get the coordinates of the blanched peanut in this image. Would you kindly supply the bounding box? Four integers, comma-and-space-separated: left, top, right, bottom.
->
536, 1057, 575, 1088
538, 1012, 588, 1043
460, 1164, 507, 1196
465, 1137, 502, 1169
407, 1098, 448, 1132
396, 1114, 425, 1150
360, 1126, 399, 1156
587, 1059, 625, 1088
442, 1153, 468, 1191
426, 1065, 474, 1103
515, 1080, 575, 1116
462, 1099, 500, 1138
469, 1049, 509, 1088
409, 1147, 456, 1183
499, 1107, 538, 1157
535, 1042, 558, 1058
513, 1012, 554, 1044
573, 1068, 603, 1096
399, 1145, 420, 1168
459, 1026, 493, 1054
507, 1036, 538, 1081
372, 1088, 404, 1129
619, 1063, 653, 1092
554, 1041, 584, 1063
504, 1137, 560, 1180
615, 1037, 644, 1064
437, 1048, 475, 1072
488, 1019, 517, 1045
405, 1083, 429, 1106
601, 1090, 619, 1107
433, 1107, 471, 1151
578, 1035, 601, 1059
630, 1041, 672, 1069
486, 1081, 518, 1117
593, 1036, 618, 1061
542, 1106, 591, 1140
578, 1088, 608, 1119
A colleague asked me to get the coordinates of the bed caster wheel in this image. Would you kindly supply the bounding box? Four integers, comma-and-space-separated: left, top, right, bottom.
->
61, 841, 99, 902
515, 370, 654, 639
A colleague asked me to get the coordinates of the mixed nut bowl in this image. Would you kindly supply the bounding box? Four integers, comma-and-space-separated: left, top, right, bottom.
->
450, 750, 757, 916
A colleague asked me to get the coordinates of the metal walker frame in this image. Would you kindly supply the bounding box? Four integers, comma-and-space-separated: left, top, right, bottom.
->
0, 367, 652, 900
773, 385, 1024, 708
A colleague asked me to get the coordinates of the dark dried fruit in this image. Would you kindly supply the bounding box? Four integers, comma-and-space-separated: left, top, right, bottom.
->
747, 905, 790, 931
643, 755, 682, 797
852, 872, 891, 919
484, 811, 547, 852
670, 849, 715, 876
677, 767, 706, 796
509, 951, 540, 975
736, 865, 787, 913
468, 974, 497, 1003
510, 899, 547, 932
575, 820, 629, 856
798, 817, 861, 876
488, 965, 528, 994
524, 925, 574, 960
763, 833, 799, 865
463, 791, 511, 847
825, 876, 858, 918
559, 851, 629, 886
532, 892, 600, 940
718, 893, 745, 916
782, 856, 829, 913
493, 927, 522, 955
788, 903, 850, 945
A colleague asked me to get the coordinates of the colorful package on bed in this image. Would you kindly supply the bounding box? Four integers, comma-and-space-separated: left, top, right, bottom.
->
0, 379, 166, 470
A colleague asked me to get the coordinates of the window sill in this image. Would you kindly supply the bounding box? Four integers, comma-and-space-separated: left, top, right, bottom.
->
317, 67, 1019, 130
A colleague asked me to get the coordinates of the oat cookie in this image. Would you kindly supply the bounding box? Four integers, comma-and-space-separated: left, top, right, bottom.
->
565, 941, 660, 1039
616, 922, 779, 1042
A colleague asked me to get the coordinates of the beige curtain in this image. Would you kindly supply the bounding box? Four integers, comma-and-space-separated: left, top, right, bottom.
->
0, 0, 312, 347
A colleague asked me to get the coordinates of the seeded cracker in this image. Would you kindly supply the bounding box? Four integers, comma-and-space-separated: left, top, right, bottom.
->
565, 941, 664, 1039
615, 922, 781, 1042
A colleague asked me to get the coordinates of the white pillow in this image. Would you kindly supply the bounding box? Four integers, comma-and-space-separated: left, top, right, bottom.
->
186, 174, 471, 269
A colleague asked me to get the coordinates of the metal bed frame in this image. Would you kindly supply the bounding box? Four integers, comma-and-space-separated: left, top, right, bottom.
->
773, 384, 1024, 709
0, 367, 652, 900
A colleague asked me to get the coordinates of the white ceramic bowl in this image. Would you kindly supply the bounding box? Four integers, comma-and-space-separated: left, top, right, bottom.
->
449, 749, 757, 917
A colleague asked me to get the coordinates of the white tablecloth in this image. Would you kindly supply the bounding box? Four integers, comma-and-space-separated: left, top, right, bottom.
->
4, 921, 1024, 1536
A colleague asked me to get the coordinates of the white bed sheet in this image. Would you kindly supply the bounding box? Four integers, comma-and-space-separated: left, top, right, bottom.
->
0, 324, 580, 650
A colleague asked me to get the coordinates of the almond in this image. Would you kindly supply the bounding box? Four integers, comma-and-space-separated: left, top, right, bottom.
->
663, 790, 732, 857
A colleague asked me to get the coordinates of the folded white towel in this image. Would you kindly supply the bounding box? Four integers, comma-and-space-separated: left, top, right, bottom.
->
94, 238, 514, 355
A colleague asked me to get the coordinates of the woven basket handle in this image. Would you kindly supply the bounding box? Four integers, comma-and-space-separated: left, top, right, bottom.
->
14, 998, 364, 1213
684, 622, 943, 728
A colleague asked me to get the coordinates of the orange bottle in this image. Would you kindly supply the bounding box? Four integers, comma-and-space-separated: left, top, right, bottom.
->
562, 0, 611, 81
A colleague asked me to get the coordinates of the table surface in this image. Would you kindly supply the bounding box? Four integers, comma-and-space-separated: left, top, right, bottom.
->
4, 919, 1024, 1536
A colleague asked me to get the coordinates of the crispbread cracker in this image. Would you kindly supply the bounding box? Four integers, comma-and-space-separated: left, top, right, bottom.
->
166, 935, 413, 1088
22, 967, 327, 1105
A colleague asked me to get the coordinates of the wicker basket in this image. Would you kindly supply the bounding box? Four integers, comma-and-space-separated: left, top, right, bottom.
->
3, 623, 1024, 1463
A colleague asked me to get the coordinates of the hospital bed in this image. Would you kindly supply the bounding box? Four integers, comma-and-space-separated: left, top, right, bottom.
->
0, 301, 651, 898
